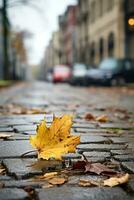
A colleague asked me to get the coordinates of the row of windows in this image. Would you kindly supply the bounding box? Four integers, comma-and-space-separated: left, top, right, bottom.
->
90, 32, 114, 63
90, 0, 114, 23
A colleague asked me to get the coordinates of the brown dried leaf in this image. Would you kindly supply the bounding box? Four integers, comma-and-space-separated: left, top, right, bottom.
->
104, 173, 129, 187
79, 179, 102, 187
79, 179, 91, 187
48, 177, 66, 185
42, 183, 54, 189
0, 182, 4, 188
85, 113, 95, 121
72, 161, 86, 170
0, 165, 6, 174
0, 133, 14, 139
43, 172, 58, 180
96, 115, 109, 123
85, 163, 116, 175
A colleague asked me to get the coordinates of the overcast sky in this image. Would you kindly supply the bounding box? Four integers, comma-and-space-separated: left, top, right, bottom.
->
8, 0, 76, 65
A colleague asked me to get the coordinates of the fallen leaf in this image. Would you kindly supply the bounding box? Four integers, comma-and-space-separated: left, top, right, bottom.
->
73, 161, 86, 170
79, 179, 91, 187
96, 115, 109, 123
79, 179, 102, 187
0, 133, 14, 139
0, 104, 46, 115
48, 177, 66, 185
104, 173, 129, 187
29, 160, 62, 171
85, 113, 95, 121
0, 182, 4, 188
85, 162, 116, 175
0, 165, 6, 174
30, 115, 80, 160
42, 183, 54, 189
43, 172, 58, 179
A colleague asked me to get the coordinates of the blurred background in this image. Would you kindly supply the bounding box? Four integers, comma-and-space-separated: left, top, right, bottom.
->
0, 0, 134, 86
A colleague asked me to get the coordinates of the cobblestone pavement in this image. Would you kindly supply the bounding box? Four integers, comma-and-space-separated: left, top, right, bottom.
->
0, 81, 134, 200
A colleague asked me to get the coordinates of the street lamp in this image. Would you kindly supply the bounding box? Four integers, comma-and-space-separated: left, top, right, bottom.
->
128, 18, 134, 26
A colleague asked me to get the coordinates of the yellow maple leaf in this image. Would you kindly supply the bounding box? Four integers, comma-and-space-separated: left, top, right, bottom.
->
30, 115, 80, 160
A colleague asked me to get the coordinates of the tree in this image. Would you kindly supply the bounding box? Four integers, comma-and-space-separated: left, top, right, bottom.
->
0, 0, 36, 79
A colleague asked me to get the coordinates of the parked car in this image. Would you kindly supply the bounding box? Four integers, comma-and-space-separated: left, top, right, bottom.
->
86, 58, 134, 86
46, 68, 53, 82
70, 63, 88, 86
53, 65, 71, 83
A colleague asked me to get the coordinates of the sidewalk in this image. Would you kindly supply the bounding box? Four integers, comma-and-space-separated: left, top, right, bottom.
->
0, 81, 134, 200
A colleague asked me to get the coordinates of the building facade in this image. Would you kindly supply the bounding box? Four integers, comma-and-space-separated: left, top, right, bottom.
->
59, 5, 78, 66
76, 0, 89, 64
44, 0, 134, 71
44, 30, 61, 70
124, 0, 134, 59
87, 0, 126, 65
0, 9, 4, 79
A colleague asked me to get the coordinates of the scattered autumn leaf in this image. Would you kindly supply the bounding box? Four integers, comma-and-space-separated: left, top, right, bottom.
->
0, 165, 6, 174
0, 104, 46, 115
104, 173, 129, 187
85, 113, 95, 121
0, 133, 14, 139
84, 113, 109, 123
79, 179, 91, 187
79, 179, 102, 187
30, 115, 80, 160
73, 161, 86, 170
43, 172, 58, 180
42, 183, 54, 189
48, 177, 66, 185
29, 160, 62, 171
0, 182, 4, 188
96, 115, 109, 123
85, 162, 116, 175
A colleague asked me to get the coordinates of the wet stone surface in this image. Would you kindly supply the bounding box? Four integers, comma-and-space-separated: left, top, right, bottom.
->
0, 188, 30, 200
83, 151, 110, 158
3, 159, 42, 179
121, 162, 134, 173
77, 144, 126, 152
0, 82, 134, 199
36, 186, 133, 200
114, 155, 134, 162
111, 149, 134, 155
80, 135, 108, 144
0, 141, 34, 158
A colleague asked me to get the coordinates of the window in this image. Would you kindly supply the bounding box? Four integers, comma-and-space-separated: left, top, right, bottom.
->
99, 38, 104, 61
90, 42, 96, 64
90, 1, 96, 23
108, 33, 114, 57
99, 0, 103, 17
107, 0, 114, 11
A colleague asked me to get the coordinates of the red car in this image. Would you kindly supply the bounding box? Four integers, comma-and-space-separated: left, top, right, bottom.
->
53, 65, 71, 83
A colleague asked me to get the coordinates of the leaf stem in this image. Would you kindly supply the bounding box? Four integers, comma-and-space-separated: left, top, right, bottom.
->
21, 150, 37, 158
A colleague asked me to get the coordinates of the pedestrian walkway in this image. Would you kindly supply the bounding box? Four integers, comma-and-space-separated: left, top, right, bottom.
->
0, 82, 134, 200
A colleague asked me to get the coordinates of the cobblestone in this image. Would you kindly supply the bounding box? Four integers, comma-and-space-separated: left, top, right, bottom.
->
0, 82, 134, 199
36, 186, 132, 200
0, 141, 34, 158
3, 159, 42, 179
77, 144, 126, 152
122, 162, 134, 173
114, 155, 134, 161
0, 188, 30, 200
83, 151, 110, 158
80, 135, 108, 143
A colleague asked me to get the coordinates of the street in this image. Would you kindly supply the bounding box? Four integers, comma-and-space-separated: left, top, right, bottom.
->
0, 81, 134, 200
